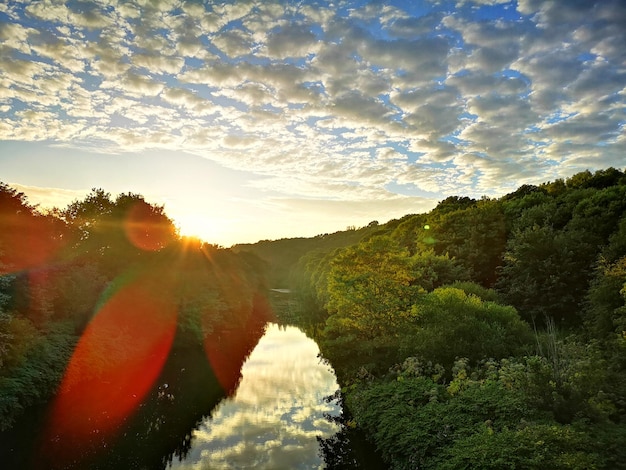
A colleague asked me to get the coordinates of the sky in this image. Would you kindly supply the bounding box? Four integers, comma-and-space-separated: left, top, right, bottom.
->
0, 0, 625, 246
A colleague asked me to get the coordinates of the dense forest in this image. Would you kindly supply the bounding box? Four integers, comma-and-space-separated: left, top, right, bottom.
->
239, 167, 626, 469
0, 184, 272, 468
2, 167, 626, 469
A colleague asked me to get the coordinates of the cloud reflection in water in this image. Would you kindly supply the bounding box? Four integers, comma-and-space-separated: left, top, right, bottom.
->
169, 324, 341, 470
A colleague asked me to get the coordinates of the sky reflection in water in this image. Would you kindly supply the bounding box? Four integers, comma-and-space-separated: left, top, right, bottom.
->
169, 324, 341, 470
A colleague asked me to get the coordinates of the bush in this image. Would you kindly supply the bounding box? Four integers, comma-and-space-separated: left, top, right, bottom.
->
0, 322, 76, 430
402, 287, 532, 370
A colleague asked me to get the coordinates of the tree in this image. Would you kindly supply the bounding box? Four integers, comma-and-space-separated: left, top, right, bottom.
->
567, 185, 626, 244
62, 188, 114, 246
502, 191, 551, 226
433, 196, 477, 214
112, 193, 178, 252
428, 199, 507, 286
497, 225, 596, 326
0, 183, 66, 274
566, 168, 625, 190
408, 250, 470, 292
403, 287, 532, 369
502, 184, 546, 201
323, 236, 418, 340
62, 190, 177, 277
390, 213, 428, 254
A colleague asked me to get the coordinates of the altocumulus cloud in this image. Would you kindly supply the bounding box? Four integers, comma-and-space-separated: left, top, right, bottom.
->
1, 0, 625, 205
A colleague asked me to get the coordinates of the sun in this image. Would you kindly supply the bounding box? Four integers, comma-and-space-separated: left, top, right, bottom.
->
175, 214, 217, 244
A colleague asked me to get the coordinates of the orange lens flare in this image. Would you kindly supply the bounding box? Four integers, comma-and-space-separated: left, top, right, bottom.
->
203, 293, 274, 394
42, 275, 177, 462
0, 213, 63, 274
124, 202, 173, 251
203, 325, 252, 395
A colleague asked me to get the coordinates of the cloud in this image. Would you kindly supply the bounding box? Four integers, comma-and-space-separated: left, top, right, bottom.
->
387, 12, 443, 38
443, 15, 525, 73
0, 22, 34, 53
1, 0, 625, 234
212, 28, 256, 58
9, 183, 88, 210
392, 87, 463, 139
104, 71, 166, 96
265, 22, 319, 58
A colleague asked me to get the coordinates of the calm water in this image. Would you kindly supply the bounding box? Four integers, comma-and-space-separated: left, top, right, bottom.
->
1, 322, 384, 469
168, 323, 341, 469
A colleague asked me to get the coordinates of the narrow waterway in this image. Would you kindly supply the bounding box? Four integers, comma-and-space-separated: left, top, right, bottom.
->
0, 318, 384, 469
169, 323, 341, 469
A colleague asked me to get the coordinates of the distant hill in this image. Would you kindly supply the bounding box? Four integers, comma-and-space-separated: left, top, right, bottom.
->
232, 222, 384, 287
234, 167, 626, 290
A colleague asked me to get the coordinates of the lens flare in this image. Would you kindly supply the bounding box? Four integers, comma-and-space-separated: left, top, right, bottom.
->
0, 213, 63, 274
124, 202, 173, 251
41, 273, 177, 463
203, 293, 274, 394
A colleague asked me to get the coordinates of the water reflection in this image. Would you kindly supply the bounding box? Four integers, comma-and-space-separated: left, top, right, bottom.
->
169, 323, 341, 470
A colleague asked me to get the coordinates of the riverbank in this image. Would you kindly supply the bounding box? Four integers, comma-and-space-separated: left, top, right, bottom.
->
286, 287, 626, 469
269, 289, 388, 469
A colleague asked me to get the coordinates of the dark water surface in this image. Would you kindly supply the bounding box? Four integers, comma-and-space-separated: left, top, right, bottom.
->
0, 322, 383, 469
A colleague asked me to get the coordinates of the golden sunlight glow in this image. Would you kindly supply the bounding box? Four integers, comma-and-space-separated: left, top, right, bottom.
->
175, 214, 217, 244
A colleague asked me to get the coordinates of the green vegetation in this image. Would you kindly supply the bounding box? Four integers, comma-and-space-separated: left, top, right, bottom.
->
0, 184, 269, 434
2, 167, 626, 468
244, 167, 626, 469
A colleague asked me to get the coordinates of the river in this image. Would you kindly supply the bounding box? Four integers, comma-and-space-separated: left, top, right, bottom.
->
168, 323, 341, 469
0, 321, 383, 469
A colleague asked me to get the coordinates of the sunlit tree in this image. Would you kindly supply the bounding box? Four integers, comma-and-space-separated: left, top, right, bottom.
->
325, 236, 419, 339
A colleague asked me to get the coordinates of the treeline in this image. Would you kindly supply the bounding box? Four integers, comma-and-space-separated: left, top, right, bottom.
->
233, 222, 382, 287
278, 167, 626, 469
0, 183, 270, 441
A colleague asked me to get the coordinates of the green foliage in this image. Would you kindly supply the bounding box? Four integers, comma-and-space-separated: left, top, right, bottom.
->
427, 199, 507, 286
566, 167, 626, 190
567, 186, 626, 243
233, 224, 378, 287
347, 365, 537, 470
409, 250, 470, 291
0, 313, 9, 368
62, 189, 178, 277
290, 248, 337, 325
4, 168, 626, 466
0, 184, 67, 275
0, 274, 14, 367
347, 355, 626, 470
0, 183, 35, 216
0, 322, 76, 431
497, 224, 596, 326
445, 281, 501, 302
255, 168, 626, 470
502, 183, 547, 201
501, 189, 552, 227
434, 196, 477, 214
389, 213, 428, 254
49, 262, 108, 330
402, 288, 532, 369
0, 315, 39, 370
436, 423, 604, 470
586, 256, 626, 340
604, 214, 626, 258
313, 239, 473, 377
0, 182, 272, 435
325, 236, 419, 339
